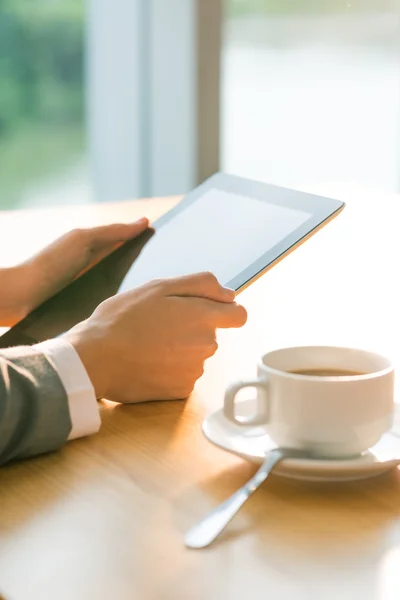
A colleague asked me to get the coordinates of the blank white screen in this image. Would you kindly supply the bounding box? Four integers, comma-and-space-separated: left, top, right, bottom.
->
119, 188, 311, 291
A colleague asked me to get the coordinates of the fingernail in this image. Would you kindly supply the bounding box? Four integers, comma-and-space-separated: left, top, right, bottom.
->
135, 217, 149, 226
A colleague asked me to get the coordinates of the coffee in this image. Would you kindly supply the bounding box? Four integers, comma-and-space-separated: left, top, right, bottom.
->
224, 346, 394, 457
289, 368, 366, 377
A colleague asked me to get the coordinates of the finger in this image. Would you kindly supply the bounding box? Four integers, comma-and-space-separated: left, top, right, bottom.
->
88, 218, 149, 248
208, 301, 247, 329
72, 218, 150, 275
184, 297, 247, 329
162, 272, 235, 303
24, 218, 149, 308
214, 302, 247, 329
30, 218, 149, 275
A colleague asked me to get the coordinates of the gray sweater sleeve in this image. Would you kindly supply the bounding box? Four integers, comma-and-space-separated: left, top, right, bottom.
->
0, 346, 72, 466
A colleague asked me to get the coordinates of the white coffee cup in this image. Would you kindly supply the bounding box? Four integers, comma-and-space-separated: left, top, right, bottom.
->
224, 346, 395, 458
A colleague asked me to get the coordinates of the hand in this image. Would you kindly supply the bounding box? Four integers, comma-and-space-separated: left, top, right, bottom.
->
0, 218, 149, 326
64, 272, 247, 403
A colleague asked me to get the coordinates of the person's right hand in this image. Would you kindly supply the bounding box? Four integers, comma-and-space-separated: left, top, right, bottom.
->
63, 272, 247, 403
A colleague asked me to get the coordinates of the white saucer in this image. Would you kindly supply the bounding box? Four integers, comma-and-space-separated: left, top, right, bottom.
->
202, 400, 400, 482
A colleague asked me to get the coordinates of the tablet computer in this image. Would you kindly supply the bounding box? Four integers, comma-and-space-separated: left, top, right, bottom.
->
0, 173, 344, 347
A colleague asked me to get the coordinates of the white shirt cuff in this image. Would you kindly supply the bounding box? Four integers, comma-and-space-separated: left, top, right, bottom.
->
35, 338, 101, 441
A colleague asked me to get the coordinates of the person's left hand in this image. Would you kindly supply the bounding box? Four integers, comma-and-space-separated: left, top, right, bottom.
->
0, 218, 149, 326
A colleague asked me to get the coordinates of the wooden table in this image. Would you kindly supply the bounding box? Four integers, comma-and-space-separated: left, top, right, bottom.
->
1, 187, 400, 600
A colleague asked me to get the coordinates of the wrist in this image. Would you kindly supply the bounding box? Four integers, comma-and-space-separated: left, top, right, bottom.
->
0, 264, 34, 326
63, 324, 108, 399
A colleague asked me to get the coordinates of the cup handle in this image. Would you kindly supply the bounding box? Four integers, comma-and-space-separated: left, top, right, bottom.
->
223, 378, 269, 427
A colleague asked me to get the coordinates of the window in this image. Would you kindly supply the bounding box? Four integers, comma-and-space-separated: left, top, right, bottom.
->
222, 0, 400, 195
0, 0, 220, 210
5, 1, 392, 209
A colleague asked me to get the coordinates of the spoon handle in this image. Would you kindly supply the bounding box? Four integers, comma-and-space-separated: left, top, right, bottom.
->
184, 449, 284, 549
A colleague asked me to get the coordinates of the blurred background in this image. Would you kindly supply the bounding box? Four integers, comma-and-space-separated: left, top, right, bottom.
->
0, 0, 399, 210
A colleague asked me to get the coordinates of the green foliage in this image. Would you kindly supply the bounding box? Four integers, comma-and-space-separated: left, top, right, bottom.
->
0, 0, 85, 135
0, 0, 85, 208
0, 123, 84, 209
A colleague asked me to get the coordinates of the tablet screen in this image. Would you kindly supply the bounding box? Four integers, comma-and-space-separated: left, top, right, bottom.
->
118, 188, 312, 292
0, 174, 343, 347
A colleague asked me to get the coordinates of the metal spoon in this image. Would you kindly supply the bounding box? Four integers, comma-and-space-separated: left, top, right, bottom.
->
184, 447, 309, 549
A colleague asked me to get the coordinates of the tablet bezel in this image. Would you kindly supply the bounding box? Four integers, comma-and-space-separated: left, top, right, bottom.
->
152, 172, 345, 292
